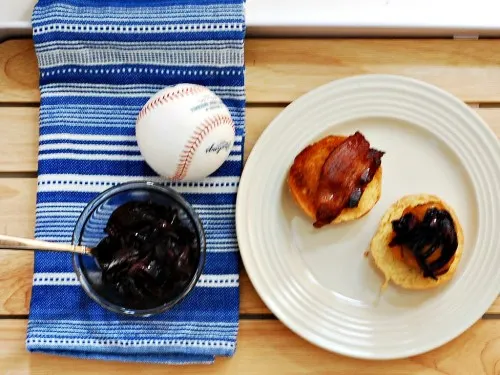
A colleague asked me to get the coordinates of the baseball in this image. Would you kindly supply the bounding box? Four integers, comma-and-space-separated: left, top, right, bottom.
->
135, 83, 235, 181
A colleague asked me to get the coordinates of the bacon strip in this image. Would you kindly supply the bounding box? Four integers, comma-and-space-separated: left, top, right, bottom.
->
313, 132, 384, 228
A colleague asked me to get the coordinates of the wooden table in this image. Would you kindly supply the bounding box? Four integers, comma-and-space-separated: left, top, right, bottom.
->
0, 37, 499, 374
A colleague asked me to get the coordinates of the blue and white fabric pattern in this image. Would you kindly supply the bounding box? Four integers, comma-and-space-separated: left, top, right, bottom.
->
27, 0, 245, 364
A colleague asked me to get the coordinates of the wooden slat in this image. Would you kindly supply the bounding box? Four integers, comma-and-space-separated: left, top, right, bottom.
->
0, 179, 267, 315
0, 107, 39, 172
0, 105, 275, 172
0, 179, 36, 238
0, 253, 268, 316
1, 106, 499, 173
0, 40, 39, 103
247, 39, 500, 103
3, 39, 500, 103
1, 319, 500, 373
0, 177, 268, 316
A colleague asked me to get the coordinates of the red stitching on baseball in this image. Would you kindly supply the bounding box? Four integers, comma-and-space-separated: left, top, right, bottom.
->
171, 114, 234, 180
136, 85, 207, 122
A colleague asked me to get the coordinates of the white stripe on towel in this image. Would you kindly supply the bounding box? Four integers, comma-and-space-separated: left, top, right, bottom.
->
33, 273, 239, 287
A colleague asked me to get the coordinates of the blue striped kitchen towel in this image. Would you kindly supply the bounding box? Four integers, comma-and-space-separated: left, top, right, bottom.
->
26, 0, 245, 364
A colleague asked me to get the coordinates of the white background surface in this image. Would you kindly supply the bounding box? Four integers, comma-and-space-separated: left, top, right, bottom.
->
1, 0, 500, 39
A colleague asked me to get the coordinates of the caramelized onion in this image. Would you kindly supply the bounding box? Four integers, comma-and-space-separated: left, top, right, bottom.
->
92, 201, 199, 307
389, 207, 458, 279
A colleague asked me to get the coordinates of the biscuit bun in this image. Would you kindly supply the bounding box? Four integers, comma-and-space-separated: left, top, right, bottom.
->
287, 135, 383, 225
369, 194, 464, 290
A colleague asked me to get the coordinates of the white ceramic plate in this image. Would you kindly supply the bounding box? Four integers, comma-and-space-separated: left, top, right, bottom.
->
236, 74, 500, 359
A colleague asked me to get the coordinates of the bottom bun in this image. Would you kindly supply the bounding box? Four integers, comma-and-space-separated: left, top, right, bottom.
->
369, 194, 464, 290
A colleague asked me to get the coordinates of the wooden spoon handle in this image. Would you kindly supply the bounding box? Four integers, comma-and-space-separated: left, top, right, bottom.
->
0, 234, 92, 255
